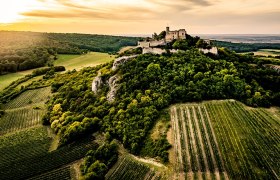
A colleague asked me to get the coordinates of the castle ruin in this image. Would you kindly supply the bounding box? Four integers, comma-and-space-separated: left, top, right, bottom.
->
165, 27, 187, 42
137, 26, 218, 55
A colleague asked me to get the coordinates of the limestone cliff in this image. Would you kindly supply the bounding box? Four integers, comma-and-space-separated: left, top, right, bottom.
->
107, 74, 120, 102
112, 55, 138, 71
92, 72, 103, 94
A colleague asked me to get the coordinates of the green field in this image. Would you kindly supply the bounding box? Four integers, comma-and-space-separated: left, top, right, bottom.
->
0, 126, 97, 180
105, 156, 161, 180
0, 87, 51, 135
246, 49, 280, 57
0, 69, 34, 91
0, 107, 45, 135
171, 100, 280, 180
0, 52, 114, 91
3, 87, 51, 109
55, 52, 115, 71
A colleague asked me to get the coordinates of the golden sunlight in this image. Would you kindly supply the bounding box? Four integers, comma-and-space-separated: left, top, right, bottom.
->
0, 0, 39, 23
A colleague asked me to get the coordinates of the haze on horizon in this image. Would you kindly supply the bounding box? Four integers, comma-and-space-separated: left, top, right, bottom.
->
0, 0, 279, 35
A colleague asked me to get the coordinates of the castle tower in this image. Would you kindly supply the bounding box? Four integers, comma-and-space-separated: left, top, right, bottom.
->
166, 26, 170, 33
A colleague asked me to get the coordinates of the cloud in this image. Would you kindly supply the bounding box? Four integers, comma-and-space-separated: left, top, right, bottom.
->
55, 0, 92, 9
21, 6, 155, 21
148, 0, 212, 8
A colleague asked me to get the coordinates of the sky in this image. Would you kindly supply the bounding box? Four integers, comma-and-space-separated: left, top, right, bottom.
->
0, 0, 279, 35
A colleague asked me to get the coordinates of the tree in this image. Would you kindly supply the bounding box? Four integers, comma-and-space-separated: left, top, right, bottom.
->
172, 39, 189, 50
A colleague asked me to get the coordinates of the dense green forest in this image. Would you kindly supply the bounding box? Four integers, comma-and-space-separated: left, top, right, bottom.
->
0, 31, 139, 74
213, 40, 280, 52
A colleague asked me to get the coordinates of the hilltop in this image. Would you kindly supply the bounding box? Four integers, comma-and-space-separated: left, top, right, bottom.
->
0, 30, 279, 179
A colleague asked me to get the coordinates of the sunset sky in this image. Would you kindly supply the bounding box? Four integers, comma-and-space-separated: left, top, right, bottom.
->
0, 0, 279, 35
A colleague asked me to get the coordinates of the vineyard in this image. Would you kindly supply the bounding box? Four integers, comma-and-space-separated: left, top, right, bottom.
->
0, 107, 45, 135
0, 87, 51, 135
28, 165, 71, 180
0, 130, 97, 180
3, 87, 51, 109
171, 100, 280, 180
105, 156, 161, 180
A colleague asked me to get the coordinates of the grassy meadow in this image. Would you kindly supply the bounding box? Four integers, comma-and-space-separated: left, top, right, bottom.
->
55, 52, 115, 71
253, 49, 280, 56
0, 52, 114, 91
0, 69, 34, 91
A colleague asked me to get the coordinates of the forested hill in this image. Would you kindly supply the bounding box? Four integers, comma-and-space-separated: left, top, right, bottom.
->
1, 41, 280, 178
33, 47, 277, 178
0, 31, 139, 74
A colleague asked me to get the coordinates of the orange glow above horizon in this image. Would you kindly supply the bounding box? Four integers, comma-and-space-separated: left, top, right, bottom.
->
0, 0, 279, 34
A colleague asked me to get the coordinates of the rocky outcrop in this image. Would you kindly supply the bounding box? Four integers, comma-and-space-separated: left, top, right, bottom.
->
199, 47, 218, 55
142, 47, 178, 55
92, 72, 103, 94
112, 55, 138, 71
107, 74, 120, 102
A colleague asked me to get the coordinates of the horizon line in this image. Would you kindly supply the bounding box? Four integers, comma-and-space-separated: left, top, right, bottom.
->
1, 30, 280, 37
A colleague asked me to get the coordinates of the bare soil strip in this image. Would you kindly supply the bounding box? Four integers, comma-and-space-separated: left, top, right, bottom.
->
203, 106, 229, 180
179, 107, 193, 180
187, 107, 203, 180
198, 106, 221, 180
171, 107, 185, 179
192, 106, 211, 180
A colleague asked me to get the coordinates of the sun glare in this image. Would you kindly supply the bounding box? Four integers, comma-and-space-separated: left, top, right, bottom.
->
0, 0, 38, 23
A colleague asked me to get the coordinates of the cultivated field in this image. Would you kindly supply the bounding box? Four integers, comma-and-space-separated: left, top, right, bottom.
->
170, 100, 279, 180
28, 165, 72, 180
0, 69, 34, 91
55, 52, 115, 71
105, 156, 161, 180
253, 49, 280, 57
0, 107, 45, 135
0, 128, 97, 179
3, 87, 51, 109
0, 87, 51, 135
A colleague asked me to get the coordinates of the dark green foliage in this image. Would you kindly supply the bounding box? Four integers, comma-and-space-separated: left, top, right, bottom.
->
140, 110, 171, 162
213, 40, 280, 53
0, 47, 55, 74
80, 141, 118, 180
172, 39, 189, 50
140, 136, 171, 163
32, 66, 65, 76
153, 31, 166, 40
0, 110, 4, 117
46, 33, 140, 53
